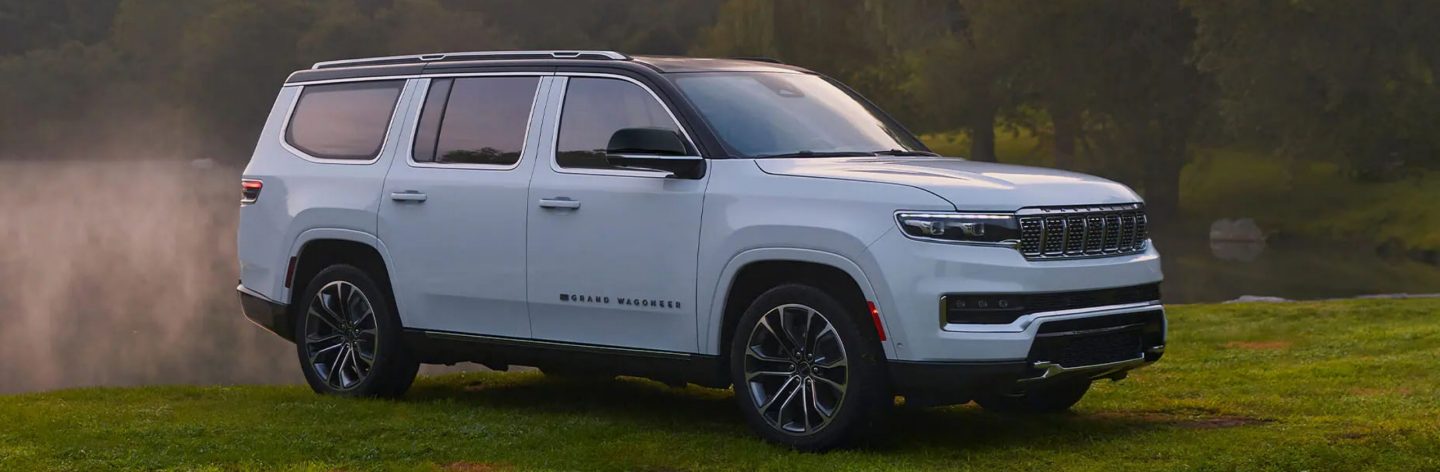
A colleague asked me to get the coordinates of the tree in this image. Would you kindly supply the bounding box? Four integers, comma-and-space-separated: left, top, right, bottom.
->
1188, 0, 1440, 177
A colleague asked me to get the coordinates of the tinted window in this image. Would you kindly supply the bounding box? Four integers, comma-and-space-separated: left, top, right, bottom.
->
556, 77, 687, 169
672, 73, 927, 158
411, 78, 452, 163
413, 76, 539, 166
286, 81, 403, 160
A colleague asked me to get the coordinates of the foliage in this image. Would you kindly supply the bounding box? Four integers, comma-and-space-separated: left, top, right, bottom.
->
0, 0, 720, 160
2, 0, 1438, 220
1187, 0, 1440, 176
1, 299, 1438, 470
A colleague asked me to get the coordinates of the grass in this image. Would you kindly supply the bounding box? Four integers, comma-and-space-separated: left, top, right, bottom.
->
2, 299, 1439, 470
919, 131, 1440, 254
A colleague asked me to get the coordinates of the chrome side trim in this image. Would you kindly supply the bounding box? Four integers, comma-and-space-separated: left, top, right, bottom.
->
417, 329, 693, 360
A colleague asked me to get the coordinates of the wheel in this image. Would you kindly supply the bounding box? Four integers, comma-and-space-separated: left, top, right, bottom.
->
294, 265, 419, 397
729, 284, 890, 451
974, 379, 1091, 414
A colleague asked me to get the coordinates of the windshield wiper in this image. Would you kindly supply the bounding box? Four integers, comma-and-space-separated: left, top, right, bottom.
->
872, 149, 940, 157
754, 150, 879, 159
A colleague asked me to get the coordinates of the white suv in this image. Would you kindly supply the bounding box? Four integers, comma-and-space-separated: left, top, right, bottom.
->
237, 51, 1165, 450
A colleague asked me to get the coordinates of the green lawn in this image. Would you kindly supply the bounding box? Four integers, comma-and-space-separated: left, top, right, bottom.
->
3, 299, 1438, 471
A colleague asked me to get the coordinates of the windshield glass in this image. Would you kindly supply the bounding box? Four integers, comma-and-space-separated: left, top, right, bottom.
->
671, 72, 928, 158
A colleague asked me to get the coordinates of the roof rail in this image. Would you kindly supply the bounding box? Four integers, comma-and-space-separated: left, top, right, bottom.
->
731, 56, 785, 64
311, 50, 629, 70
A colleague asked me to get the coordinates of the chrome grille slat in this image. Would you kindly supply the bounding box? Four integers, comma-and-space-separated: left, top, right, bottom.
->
1018, 205, 1148, 260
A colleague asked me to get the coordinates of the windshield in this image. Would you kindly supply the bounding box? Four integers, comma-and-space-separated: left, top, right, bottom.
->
671, 72, 929, 158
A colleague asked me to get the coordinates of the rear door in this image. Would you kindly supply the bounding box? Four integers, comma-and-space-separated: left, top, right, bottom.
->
525, 74, 708, 352
378, 74, 551, 336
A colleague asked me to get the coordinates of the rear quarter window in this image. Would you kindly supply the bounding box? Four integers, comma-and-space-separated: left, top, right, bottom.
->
285, 80, 404, 161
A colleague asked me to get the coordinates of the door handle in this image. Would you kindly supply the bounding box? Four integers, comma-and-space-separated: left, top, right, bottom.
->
390, 191, 428, 202
538, 197, 581, 210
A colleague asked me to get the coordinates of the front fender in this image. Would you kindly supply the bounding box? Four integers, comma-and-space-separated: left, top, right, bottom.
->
699, 247, 900, 359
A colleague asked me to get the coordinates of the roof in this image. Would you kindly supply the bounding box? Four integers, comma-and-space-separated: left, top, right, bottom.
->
629, 55, 810, 74
285, 50, 812, 84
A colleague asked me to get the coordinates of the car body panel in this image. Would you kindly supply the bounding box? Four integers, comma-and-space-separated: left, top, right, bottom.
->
754, 157, 1143, 211
375, 76, 553, 336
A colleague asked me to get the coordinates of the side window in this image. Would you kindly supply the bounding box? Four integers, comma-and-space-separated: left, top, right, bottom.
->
412, 76, 539, 166
556, 77, 689, 169
286, 80, 403, 160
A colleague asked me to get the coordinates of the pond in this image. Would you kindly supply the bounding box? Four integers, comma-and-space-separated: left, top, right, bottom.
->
1151, 226, 1440, 303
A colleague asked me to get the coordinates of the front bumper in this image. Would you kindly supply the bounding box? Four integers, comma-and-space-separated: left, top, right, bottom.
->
865, 227, 1165, 362
864, 227, 1166, 401
238, 284, 295, 342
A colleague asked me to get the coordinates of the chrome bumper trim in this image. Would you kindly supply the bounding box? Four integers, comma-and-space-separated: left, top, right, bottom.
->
1020, 345, 1165, 383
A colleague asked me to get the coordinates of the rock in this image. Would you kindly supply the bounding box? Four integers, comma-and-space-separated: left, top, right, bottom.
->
1210, 218, 1267, 242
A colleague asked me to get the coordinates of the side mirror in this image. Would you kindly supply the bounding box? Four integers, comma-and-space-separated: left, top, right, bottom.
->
605, 128, 704, 179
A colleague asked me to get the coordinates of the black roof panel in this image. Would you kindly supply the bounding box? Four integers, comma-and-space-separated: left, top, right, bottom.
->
629, 55, 811, 74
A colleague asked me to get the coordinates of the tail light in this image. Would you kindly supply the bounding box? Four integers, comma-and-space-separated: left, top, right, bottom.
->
241, 179, 263, 204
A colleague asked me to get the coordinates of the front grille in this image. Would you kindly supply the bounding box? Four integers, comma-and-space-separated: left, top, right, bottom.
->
1032, 330, 1142, 367
942, 283, 1161, 325
1027, 309, 1166, 370
1018, 204, 1148, 259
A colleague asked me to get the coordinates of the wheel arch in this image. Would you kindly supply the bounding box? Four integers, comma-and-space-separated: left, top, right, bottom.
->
287, 229, 398, 311
704, 248, 896, 362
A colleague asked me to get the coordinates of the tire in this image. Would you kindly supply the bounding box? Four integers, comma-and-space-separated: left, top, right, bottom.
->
729, 284, 890, 451
294, 264, 419, 398
974, 379, 1091, 414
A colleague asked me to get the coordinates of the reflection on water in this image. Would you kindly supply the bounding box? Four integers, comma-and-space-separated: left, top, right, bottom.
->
1154, 227, 1440, 303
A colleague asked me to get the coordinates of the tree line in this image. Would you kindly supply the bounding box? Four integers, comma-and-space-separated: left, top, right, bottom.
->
2, 0, 1437, 216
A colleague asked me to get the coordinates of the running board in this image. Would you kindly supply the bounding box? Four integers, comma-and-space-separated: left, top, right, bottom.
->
402, 329, 729, 388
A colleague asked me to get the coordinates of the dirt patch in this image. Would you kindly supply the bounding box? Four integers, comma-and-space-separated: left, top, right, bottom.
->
1224, 340, 1293, 350
1099, 410, 1274, 429
1349, 387, 1414, 397
1172, 415, 1275, 429
1332, 431, 1370, 441
443, 462, 509, 471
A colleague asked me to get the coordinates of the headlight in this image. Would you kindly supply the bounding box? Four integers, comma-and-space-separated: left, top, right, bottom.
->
895, 212, 1020, 245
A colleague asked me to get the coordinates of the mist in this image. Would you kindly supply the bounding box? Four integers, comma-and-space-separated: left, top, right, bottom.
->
0, 160, 297, 393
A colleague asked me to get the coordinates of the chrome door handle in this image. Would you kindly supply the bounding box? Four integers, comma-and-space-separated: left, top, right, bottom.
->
390, 191, 428, 202
538, 197, 581, 210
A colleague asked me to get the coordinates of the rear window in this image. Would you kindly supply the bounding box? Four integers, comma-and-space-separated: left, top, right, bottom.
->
285, 80, 404, 161
412, 76, 540, 166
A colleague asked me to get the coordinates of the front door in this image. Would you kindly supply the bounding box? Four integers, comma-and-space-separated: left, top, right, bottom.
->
525, 75, 707, 352
378, 75, 551, 337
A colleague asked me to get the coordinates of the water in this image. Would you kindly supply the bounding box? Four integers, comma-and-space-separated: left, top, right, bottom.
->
1153, 228, 1440, 303
1, 160, 1436, 393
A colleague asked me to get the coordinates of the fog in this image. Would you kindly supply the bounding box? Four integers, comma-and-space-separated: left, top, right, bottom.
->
0, 160, 298, 393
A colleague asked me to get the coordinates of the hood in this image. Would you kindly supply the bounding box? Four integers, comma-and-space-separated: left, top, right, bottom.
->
754, 157, 1142, 211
